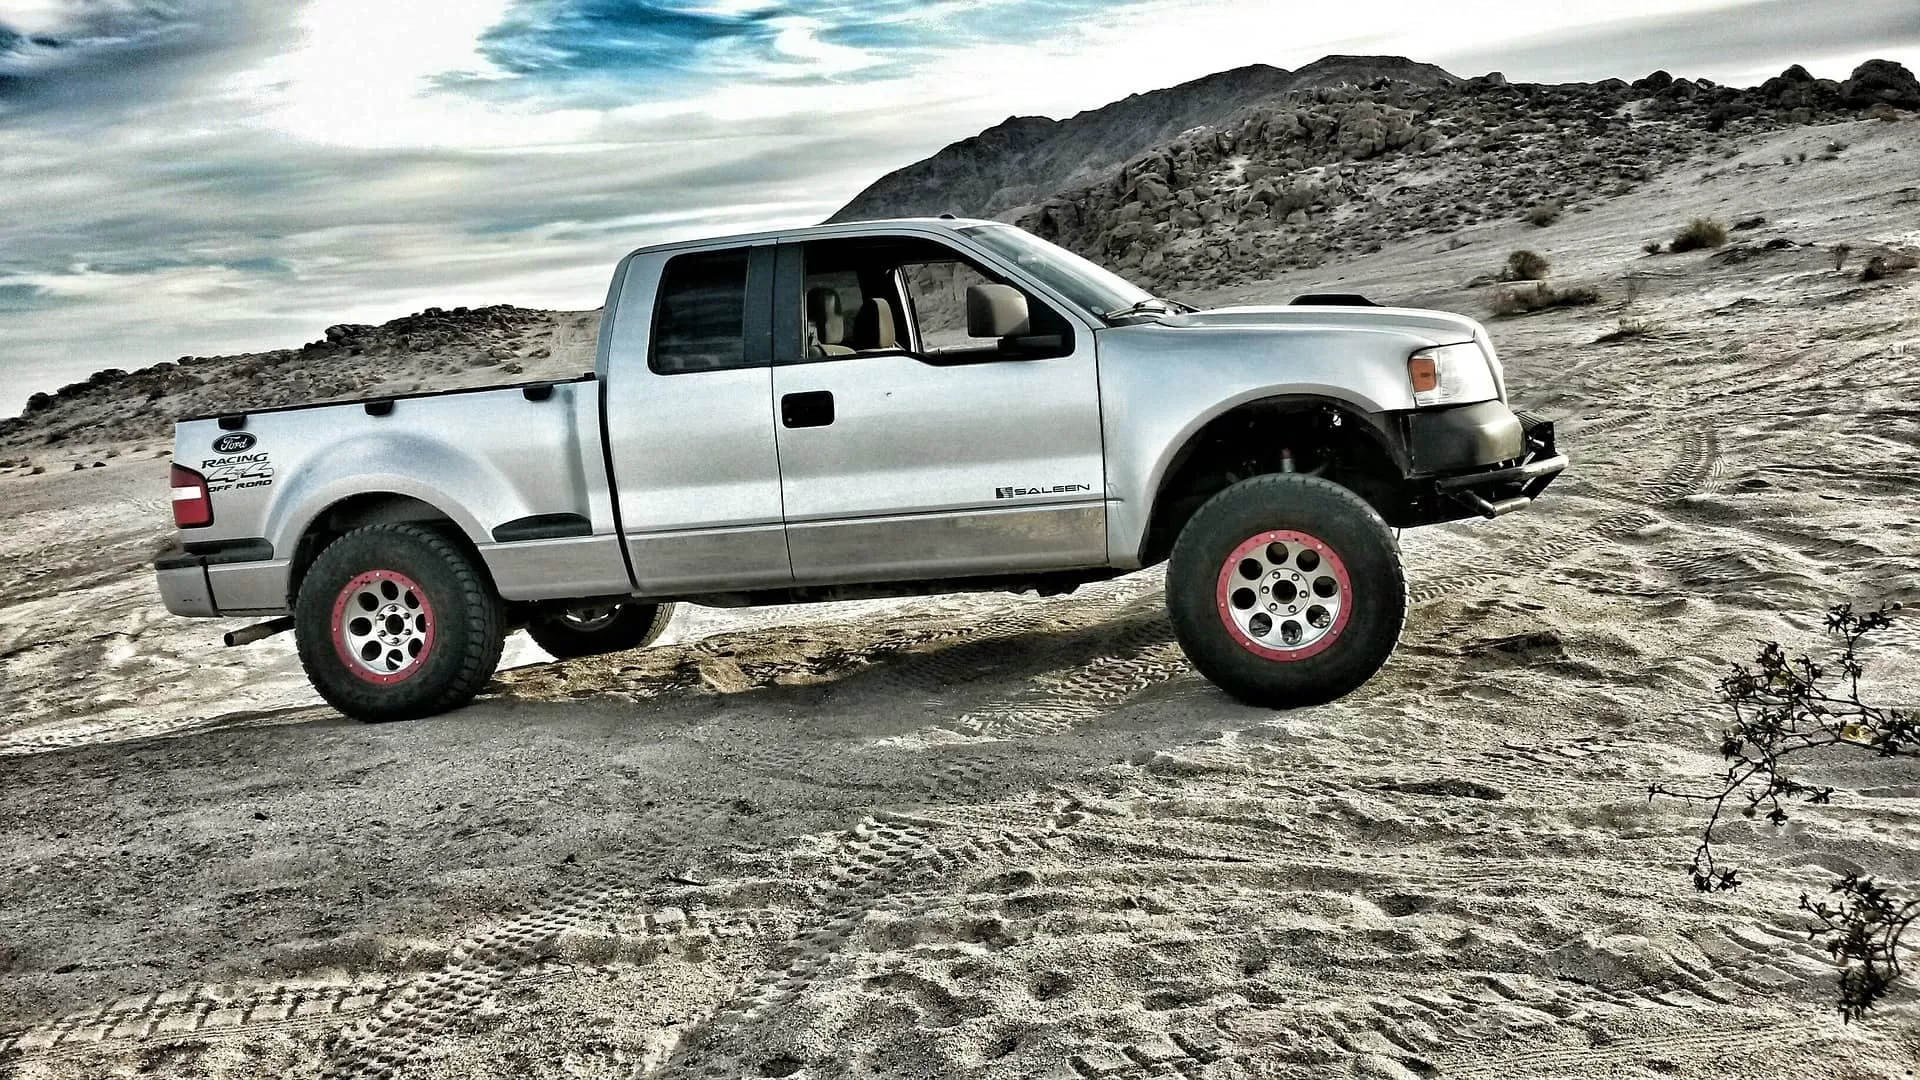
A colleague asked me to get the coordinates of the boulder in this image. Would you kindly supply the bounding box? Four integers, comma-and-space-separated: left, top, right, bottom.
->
1632, 70, 1674, 91
1840, 59, 1920, 110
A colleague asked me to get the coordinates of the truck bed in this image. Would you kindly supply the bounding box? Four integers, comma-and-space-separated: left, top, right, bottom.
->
163, 373, 630, 616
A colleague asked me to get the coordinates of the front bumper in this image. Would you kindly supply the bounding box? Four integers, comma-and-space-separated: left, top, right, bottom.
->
1397, 406, 1567, 524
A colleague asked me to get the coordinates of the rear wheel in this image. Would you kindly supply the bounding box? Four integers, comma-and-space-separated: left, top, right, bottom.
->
526, 602, 675, 660
294, 524, 507, 722
1167, 474, 1406, 708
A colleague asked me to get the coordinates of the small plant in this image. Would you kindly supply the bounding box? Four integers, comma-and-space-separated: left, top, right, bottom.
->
1596, 318, 1649, 343
1643, 239, 1664, 255
1525, 200, 1563, 227
1798, 151, 1809, 163
1489, 282, 1599, 316
1782, 154, 1795, 166
1651, 604, 1917, 1018
1669, 218, 1728, 253
1833, 243, 1853, 271
1501, 249, 1550, 281
1861, 253, 1919, 282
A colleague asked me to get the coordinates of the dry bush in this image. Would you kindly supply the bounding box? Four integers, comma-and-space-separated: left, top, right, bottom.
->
1490, 282, 1600, 316
1596, 318, 1649, 343
1525, 201, 1563, 227
1861, 253, 1919, 282
1670, 218, 1729, 253
1834, 243, 1853, 272
1501, 249, 1550, 281
1652, 605, 1915, 1019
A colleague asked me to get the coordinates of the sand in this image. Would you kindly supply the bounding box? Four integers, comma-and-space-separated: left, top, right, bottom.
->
1, 117, 1918, 1079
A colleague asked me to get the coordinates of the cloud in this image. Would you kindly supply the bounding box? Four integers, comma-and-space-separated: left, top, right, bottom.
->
1, 0, 1917, 414
1432, 0, 1920, 86
0, 0, 300, 118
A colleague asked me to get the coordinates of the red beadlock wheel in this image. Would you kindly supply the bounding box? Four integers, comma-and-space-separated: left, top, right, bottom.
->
331, 569, 436, 684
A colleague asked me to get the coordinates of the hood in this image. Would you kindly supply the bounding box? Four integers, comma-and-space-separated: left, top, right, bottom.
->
1155, 304, 1483, 345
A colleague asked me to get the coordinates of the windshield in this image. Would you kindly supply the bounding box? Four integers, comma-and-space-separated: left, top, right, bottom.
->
960, 224, 1154, 319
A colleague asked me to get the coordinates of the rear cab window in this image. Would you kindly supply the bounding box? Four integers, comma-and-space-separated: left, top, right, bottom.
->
651, 248, 756, 375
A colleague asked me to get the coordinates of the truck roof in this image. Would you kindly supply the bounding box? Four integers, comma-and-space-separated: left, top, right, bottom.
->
621, 216, 1005, 260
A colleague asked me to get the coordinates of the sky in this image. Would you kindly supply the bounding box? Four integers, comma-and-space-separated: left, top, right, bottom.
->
1, 0, 1916, 414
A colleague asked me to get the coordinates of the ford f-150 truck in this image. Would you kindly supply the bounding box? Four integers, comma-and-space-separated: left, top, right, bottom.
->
155, 218, 1565, 722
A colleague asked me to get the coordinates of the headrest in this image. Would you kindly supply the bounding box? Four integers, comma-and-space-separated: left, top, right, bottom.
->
853, 298, 896, 350
807, 287, 846, 345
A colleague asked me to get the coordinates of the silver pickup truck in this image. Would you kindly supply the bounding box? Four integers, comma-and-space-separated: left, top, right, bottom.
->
156, 217, 1565, 722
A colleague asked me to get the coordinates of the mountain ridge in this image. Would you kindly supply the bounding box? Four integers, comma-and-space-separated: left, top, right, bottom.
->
829, 56, 1462, 224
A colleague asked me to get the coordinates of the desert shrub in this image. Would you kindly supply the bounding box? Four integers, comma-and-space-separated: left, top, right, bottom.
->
1501, 249, 1550, 281
1489, 282, 1599, 316
1861, 253, 1919, 281
1643, 239, 1664, 255
1833, 243, 1853, 271
1669, 218, 1728, 252
1525, 201, 1563, 227
1652, 604, 1916, 1018
1798, 150, 1809, 163
1596, 318, 1649, 343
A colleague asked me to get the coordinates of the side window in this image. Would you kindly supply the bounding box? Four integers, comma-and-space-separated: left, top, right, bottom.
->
651, 249, 750, 374
900, 260, 996, 353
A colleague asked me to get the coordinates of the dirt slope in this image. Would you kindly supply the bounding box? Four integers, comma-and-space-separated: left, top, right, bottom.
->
1, 116, 1918, 1079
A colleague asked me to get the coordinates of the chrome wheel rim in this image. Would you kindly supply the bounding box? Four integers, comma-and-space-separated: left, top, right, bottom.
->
332, 570, 435, 684
1215, 530, 1352, 660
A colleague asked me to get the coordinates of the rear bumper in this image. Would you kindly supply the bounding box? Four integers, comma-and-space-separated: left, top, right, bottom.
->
154, 538, 284, 617
155, 555, 218, 617
1397, 409, 1566, 524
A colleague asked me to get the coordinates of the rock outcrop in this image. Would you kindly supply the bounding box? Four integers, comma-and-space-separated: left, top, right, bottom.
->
0, 305, 586, 448
830, 56, 1458, 222
1014, 61, 1915, 292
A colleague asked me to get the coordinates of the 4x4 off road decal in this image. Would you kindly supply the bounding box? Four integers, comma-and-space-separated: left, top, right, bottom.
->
200, 451, 275, 492
996, 483, 1093, 499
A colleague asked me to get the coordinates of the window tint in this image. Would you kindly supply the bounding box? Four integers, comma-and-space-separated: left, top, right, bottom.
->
901, 260, 996, 353
651, 249, 751, 374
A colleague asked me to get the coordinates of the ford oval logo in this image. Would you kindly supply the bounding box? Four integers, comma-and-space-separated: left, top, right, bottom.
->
213, 432, 257, 454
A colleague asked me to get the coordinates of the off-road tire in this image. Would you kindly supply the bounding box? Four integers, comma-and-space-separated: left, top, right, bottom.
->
1167, 474, 1407, 708
294, 523, 507, 723
526, 602, 676, 660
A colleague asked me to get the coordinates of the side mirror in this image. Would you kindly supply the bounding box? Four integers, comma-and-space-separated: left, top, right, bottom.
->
966, 284, 1030, 339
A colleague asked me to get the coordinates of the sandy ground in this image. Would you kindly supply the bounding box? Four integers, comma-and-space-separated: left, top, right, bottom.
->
3, 118, 1920, 1079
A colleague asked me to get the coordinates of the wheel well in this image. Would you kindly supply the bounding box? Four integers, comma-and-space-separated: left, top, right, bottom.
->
1139, 399, 1406, 567
287, 493, 480, 604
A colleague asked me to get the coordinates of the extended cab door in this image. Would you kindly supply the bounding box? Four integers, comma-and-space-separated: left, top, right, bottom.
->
769, 232, 1106, 585
600, 243, 793, 595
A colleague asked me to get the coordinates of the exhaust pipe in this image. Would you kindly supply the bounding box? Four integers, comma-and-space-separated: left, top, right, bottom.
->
225, 616, 296, 648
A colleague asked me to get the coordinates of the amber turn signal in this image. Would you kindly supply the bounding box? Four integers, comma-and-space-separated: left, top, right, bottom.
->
1408, 354, 1439, 393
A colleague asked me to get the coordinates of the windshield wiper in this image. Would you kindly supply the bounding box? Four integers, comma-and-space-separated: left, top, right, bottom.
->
1101, 297, 1179, 320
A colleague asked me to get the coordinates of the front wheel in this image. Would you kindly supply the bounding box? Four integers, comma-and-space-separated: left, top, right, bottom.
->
294, 524, 507, 722
1166, 474, 1406, 708
525, 602, 675, 660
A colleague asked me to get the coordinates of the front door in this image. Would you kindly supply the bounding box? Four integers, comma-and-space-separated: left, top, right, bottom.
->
769, 233, 1107, 586
601, 243, 792, 595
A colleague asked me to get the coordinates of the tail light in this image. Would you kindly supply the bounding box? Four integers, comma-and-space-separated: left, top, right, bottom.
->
170, 464, 213, 528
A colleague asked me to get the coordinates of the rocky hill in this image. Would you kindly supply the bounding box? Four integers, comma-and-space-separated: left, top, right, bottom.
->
828, 55, 1457, 223
1015, 60, 1920, 292
0, 305, 598, 457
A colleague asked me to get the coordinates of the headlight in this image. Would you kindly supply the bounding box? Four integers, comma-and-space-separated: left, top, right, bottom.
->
1407, 342, 1498, 407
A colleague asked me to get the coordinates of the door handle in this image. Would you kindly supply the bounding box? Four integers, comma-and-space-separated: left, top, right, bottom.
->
781, 390, 835, 428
